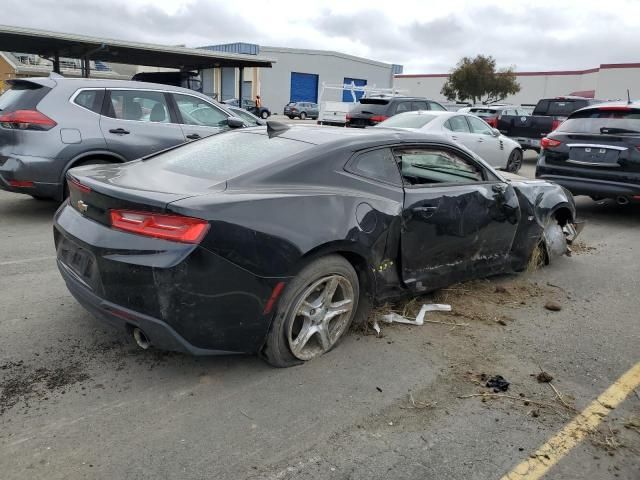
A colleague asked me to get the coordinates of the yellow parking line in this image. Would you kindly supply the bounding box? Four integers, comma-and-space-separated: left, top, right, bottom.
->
501, 361, 640, 480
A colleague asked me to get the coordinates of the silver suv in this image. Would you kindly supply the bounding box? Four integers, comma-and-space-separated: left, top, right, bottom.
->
0, 75, 246, 200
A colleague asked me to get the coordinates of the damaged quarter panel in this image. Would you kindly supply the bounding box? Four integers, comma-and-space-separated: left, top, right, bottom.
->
501, 171, 577, 270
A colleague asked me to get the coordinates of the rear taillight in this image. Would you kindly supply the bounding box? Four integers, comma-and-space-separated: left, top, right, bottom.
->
541, 137, 562, 149
370, 115, 389, 124
9, 180, 34, 188
109, 210, 209, 244
346, 113, 352, 121
485, 117, 498, 128
551, 119, 563, 131
0, 110, 57, 131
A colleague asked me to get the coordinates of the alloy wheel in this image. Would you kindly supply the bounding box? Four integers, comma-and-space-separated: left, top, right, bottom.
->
287, 275, 355, 360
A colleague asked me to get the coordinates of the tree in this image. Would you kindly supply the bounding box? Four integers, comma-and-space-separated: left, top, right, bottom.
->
441, 55, 520, 105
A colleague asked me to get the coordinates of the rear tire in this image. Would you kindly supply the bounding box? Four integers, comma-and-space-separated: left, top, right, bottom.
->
506, 149, 523, 173
262, 255, 359, 367
300, 112, 307, 120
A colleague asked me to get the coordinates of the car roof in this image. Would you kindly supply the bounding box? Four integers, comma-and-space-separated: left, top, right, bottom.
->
570, 101, 640, 114
17, 76, 211, 97
245, 123, 456, 147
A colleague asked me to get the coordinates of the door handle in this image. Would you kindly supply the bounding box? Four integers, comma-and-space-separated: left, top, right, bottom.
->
109, 128, 130, 135
412, 206, 438, 218
477, 138, 484, 142
451, 135, 458, 141
186, 133, 201, 140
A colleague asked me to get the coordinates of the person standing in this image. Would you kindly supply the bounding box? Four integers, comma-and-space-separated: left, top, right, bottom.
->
255, 95, 262, 108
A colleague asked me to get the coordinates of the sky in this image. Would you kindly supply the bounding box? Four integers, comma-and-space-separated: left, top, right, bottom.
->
2, 0, 639, 74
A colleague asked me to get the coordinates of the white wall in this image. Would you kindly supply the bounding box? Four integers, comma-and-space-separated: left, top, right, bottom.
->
258, 46, 395, 111
393, 65, 640, 105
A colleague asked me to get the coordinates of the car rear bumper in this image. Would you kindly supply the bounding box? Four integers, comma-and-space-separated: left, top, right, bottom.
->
536, 158, 640, 198
0, 154, 62, 199
54, 203, 290, 355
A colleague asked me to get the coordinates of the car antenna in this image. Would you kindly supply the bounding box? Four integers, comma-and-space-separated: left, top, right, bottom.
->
628, 89, 632, 104
266, 120, 290, 138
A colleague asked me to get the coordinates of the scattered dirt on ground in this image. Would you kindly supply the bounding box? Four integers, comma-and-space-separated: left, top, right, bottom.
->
569, 241, 597, 255
0, 361, 90, 415
365, 277, 556, 331
536, 371, 554, 383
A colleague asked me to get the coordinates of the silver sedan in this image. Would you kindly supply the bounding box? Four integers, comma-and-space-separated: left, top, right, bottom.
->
376, 110, 523, 172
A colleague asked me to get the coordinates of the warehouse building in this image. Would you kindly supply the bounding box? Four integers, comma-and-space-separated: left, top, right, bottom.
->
201, 43, 403, 110
394, 62, 640, 105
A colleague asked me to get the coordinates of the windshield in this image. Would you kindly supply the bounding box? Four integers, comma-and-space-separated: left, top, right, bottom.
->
558, 108, 640, 134
351, 100, 389, 115
148, 130, 311, 181
378, 113, 437, 129
230, 108, 259, 125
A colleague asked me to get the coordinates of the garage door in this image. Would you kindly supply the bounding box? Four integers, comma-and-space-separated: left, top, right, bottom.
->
290, 72, 319, 103
343, 78, 367, 102
221, 67, 235, 101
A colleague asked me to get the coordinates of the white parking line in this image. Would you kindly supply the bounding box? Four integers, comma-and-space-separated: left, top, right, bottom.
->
0, 255, 56, 266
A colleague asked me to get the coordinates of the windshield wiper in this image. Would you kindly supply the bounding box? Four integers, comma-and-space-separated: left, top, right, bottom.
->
600, 127, 640, 134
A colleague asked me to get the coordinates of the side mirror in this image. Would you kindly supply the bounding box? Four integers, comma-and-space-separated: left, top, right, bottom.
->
491, 128, 501, 137
256, 119, 267, 126
227, 116, 245, 129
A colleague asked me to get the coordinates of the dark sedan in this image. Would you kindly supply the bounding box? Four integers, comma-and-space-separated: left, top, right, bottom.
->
54, 123, 580, 367
536, 102, 640, 205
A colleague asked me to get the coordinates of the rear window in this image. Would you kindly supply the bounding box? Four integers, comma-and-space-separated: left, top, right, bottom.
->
151, 130, 311, 180
351, 99, 389, 115
0, 81, 49, 113
378, 113, 437, 129
534, 99, 587, 116
469, 108, 497, 117
557, 108, 640, 134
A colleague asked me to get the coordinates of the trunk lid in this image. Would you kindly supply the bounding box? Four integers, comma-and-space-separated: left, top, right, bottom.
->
67, 160, 226, 226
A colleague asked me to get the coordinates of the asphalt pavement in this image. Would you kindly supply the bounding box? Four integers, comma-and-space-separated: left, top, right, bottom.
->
1, 152, 638, 479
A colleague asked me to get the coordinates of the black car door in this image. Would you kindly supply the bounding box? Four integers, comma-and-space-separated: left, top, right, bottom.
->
397, 146, 521, 292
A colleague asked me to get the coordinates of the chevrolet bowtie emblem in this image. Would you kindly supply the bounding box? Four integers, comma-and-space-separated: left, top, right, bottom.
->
77, 200, 88, 213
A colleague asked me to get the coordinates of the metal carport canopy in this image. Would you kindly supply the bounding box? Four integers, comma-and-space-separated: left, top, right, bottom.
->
0, 25, 275, 70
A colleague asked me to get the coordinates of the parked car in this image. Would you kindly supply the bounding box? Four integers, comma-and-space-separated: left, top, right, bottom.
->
223, 98, 271, 119
284, 101, 319, 120
498, 96, 604, 152
54, 122, 580, 366
227, 105, 265, 126
0, 76, 246, 201
536, 102, 640, 205
467, 105, 530, 128
376, 110, 524, 172
346, 96, 447, 127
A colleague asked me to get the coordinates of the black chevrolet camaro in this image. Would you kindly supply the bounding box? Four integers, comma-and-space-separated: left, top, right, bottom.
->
54, 123, 580, 367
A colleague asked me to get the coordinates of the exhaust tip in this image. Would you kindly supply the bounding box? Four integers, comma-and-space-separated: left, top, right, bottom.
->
616, 196, 630, 206
132, 327, 151, 350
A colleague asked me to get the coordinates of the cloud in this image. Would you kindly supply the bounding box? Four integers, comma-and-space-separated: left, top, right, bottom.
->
1, 0, 639, 73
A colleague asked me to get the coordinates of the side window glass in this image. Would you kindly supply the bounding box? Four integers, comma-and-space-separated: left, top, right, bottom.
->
105, 90, 170, 123
412, 101, 427, 111
174, 93, 228, 127
467, 116, 493, 135
73, 89, 104, 114
395, 148, 483, 185
445, 116, 471, 133
347, 148, 402, 186
395, 102, 411, 114
428, 101, 447, 111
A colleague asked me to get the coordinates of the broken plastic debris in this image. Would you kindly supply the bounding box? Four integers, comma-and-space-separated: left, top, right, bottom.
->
380, 304, 452, 326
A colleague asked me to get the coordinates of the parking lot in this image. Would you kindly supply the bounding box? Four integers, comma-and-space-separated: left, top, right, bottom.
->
1, 152, 638, 480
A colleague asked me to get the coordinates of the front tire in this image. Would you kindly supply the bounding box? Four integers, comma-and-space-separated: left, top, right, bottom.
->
506, 149, 523, 173
262, 255, 359, 367
261, 110, 269, 119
